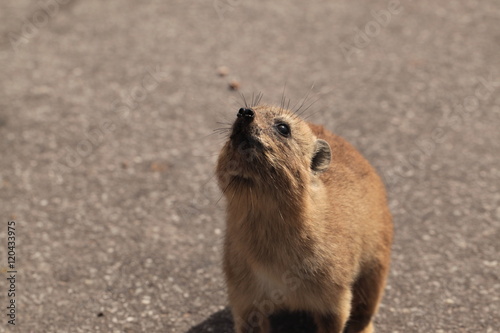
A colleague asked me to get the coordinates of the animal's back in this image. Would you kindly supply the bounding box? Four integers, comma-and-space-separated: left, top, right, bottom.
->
308, 121, 393, 281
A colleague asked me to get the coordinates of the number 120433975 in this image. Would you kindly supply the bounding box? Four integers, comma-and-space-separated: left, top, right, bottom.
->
7, 220, 17, 326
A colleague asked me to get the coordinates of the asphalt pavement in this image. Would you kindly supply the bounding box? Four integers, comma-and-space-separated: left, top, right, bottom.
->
0, 0, 499, 332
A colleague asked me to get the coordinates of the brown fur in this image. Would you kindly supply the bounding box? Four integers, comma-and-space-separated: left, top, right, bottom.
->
216, 105, 393, 333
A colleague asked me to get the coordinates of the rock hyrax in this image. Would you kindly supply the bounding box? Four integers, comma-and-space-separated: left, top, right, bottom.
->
216, 105, 393, 333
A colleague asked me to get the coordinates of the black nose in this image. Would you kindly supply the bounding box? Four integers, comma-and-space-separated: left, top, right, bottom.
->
237, 108, 254, 120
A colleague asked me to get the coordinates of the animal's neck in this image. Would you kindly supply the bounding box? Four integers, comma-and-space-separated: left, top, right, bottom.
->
228, 182, 307, 225
228, 186, 317, 268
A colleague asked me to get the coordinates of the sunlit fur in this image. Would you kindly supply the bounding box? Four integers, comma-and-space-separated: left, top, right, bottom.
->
216, 105, 393, 333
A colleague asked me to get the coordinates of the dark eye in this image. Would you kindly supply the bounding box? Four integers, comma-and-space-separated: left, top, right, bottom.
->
276, 123, 291, 137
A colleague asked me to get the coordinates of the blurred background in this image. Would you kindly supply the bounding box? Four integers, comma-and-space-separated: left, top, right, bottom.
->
0, 0, 499, 332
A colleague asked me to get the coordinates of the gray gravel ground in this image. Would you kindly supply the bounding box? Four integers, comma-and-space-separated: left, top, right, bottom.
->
0, 0, 499, 332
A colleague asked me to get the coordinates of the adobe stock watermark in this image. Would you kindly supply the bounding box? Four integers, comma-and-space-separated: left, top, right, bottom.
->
234, 263, 314, 333
8, 0, 76, 53
339, 0, 403, 63
199, 135, 261, 205
381, 74, 499, 218
51, 65, 169, 181
213, 0, 243, 21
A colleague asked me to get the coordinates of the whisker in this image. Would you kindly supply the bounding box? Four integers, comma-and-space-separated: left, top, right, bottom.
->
278, 207, 285, 223
252, 92, 263, 107
216, 121, 233, 126
240, 92, 248, 108
200, 173, 217, 192
249, 186, 254, 214
216, 176, 237, 205
258, 92, 264, 105
213, 127, 232, 132
294, 83, 315, 117
297, 96, 320, 118
227, 176, 241, 208
280, 82, 287, 110
200, 129, 230, 140
200, 133, 223, 140
191, 151, 221, 157
303, 108, 322, 121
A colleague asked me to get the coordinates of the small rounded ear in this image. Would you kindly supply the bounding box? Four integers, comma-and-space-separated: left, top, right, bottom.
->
311, 139, 331, 173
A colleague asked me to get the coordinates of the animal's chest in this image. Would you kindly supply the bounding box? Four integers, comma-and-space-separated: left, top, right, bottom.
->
253, 265, 287, 294
244, 236, 303, 293
250, 259, 327, 312
240, 215, 305, 265
245, 238, 314, 294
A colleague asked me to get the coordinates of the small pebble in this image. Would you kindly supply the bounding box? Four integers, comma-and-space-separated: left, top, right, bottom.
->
151, 161, 168, 173
229, 80, 240, 91
217, 66, 230, 77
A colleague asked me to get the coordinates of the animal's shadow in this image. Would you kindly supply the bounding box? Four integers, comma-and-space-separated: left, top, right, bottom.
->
186, 307, 317, 333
